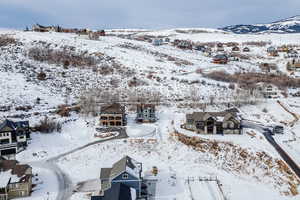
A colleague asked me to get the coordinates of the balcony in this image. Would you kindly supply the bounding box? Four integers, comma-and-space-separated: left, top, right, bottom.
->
0, 142, 17, 150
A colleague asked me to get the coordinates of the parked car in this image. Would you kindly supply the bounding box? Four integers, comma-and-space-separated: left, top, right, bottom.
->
273, 125, 284, 134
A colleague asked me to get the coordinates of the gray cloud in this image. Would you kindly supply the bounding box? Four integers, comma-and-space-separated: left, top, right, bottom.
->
0, 0, 299, 29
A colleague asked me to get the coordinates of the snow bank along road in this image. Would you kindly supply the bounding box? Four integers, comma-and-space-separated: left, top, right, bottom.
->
28, 130, 128, 200
242, 120, 300, 179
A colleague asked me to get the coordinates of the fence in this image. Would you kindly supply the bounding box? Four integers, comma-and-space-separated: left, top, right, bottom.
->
185, 176, 228, 200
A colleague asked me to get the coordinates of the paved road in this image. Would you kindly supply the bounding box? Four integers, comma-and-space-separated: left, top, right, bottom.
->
28, 130, 128, 200
242, 120, 300, 179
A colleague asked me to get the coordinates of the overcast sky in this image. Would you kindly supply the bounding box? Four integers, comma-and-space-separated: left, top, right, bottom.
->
0, 0, 299, 29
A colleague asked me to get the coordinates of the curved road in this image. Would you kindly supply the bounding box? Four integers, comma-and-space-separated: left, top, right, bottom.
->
27, 130, 128, 200
242, 120, 300, 179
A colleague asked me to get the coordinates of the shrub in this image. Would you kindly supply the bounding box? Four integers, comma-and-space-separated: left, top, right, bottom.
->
204, 71, 300, 89
37, 71, 46, 80
0, 35, 17, 47
56, 105, 70, 117
35, 116, 62, 133
27, 47, 98, 68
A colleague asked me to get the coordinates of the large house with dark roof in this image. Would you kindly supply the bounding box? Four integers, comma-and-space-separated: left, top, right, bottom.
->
184, 109, 242, 135
92, 156, 143, 200
0, 159, 32, 200
0, 120, 30, 159
99, 103, 127, 127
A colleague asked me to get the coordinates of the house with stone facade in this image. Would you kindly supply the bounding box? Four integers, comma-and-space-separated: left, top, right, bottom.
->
184, 109, 242, 135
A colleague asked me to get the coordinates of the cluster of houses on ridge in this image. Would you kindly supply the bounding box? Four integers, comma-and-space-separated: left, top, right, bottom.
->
99, 103, 157, 127
98, 103, 245, 135
30, 24, 106, 40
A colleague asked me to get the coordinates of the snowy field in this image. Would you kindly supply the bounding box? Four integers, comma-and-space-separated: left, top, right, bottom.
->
1, 29, 300, 199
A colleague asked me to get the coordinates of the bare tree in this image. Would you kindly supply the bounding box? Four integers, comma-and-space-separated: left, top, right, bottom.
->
190, 86, 201, 107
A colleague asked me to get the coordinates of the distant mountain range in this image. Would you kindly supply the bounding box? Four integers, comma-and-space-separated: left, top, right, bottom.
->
221, 15, 300, 34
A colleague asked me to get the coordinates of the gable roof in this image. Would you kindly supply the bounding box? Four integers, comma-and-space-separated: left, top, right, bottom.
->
0, 160, 31, 177
0, 119, 16, 132
100, 168, 112, 180
101, 103, 124, 114
0, 160, 31, 185
213, 54, 228, 60
186, 108, 240, 122
0, 120, 29, 132
109, 156, 141, 180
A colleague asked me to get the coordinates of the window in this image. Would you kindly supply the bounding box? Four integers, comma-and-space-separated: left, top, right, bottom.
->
195, 121, 204, 129
109, 122, 115, 126
0, 139, 9, 144
116, 121, 122, 126
122, 173, 129, 179
101, 116, 108, 120
109, 116, 115, 120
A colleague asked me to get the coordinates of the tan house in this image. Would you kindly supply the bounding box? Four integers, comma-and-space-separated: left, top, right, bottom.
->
287, 59, 300, 71
99, 103, 126, 127
184, 109, 242, 135
0, 160, 32, 200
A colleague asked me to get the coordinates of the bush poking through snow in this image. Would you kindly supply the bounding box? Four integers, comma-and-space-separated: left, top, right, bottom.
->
0, 35, 17, 47
204, 71, 300, 89
37, 71, 47, 80
35, 116, 62, 133
27, 47, 98, 68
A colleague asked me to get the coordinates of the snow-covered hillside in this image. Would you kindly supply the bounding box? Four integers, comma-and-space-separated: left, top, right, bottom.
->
222, 15, 300, 34
1, 29, 300, 200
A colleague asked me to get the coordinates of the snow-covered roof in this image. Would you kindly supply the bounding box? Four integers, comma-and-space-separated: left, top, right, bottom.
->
0, 170, 19, 188
109, 156, 142, 179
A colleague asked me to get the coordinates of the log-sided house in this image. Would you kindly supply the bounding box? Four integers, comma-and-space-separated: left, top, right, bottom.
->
136, 104, 156, 123
91, 156, 143, 200
0, 120, 30, 160
0, 159, 32, 200
99, 103, 127, 127
184, 109, 242, 135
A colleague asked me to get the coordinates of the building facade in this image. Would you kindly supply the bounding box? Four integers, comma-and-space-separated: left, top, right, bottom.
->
99, 103, 126, 127
136, 104, 156, 123
0, 159, 32, 200
92, 156, 143, 200
0, 120, 30, 159
184, 109, 242, 135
